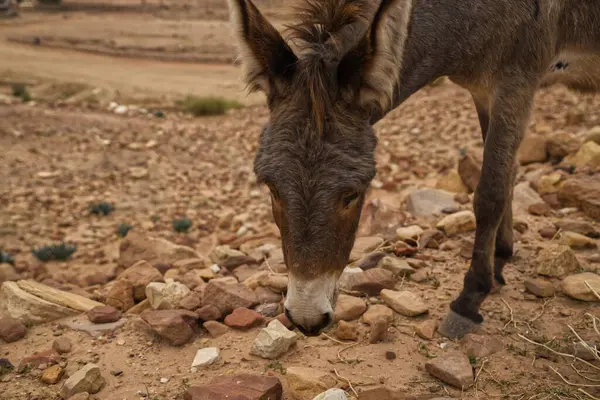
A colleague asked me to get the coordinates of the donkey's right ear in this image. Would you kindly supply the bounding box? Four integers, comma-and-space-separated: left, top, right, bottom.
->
228, 0, 297, 96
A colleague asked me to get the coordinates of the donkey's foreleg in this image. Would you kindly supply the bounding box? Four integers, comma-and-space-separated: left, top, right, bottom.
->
439, 81, 535, 339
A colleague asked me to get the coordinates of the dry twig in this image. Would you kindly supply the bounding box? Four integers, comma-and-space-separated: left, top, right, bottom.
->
578, 388, 600, 400
584, 281, 600, 301
338, 342, 361, 364
549, 366, 600, 388
517, 334, 600, 372
321, 333, 352, 346
531, 298, 553, 323
334, 368, 358, 398
502, 298, 517, 330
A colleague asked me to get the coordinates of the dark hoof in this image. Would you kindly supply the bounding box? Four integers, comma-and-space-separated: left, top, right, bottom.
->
438, 310, 481, 339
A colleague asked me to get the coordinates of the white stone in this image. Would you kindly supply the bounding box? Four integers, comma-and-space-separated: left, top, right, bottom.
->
210, 264, 221, 273
114, 105, 129, 115
146, 280, 190, 310
250, 319, 298, 359
436, 211, 476, 236
191, 347, 220, 368
338, 267, 364, 291
312, 388, 348, 400
395, 225, 424, 241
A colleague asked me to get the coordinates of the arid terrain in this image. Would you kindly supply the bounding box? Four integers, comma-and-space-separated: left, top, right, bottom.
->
0, 1, 599, 400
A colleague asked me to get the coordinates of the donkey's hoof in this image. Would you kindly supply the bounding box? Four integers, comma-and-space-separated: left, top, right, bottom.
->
438, 310, 481, 339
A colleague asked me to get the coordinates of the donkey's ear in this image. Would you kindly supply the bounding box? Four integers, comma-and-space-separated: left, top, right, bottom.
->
227, 0, 297, 96
357, 0, 412, 114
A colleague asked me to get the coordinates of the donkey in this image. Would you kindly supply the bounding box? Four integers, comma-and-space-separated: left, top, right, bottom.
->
226, 0, 600, 338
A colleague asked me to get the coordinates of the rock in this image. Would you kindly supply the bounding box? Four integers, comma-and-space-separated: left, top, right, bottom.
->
41, 365, 64, 384
539, 225, 559, 239
425, 351, 474, 389
349, 237, 385, 262
363, 305, 394, 325
196, 304, 222, 321
405, 189, 459, 218
436, 170, 469, 194
255, 287, 283, 304
19, 349, 60, 370
559, 232, 598, 249
203, 281, 258, 315
146, 280, 191, 310
537, 245, 580, 277
203, 321, 230, 338
369, 317, 388, 343
258, 274, 288, 293
274, 313, 294, 330
461, 334, 503, 358
334, 294, 367, 322
87, 306, 121, 324
184, 374, 282, 400
117, 261, 164, 301
572, 341, 599, 361
0, 280, 103, 326
377, 256, 415, 277
140, 309, 198, 346
555, 220, 600, 239
209, 245, 256, 270
335, 321, 359, 341
569, 141, 600, 168
250, 319, 298, 359
52, 337, 72, 354
528, 202, 551, 216
380, 290, 428, 317
524, 278, 555, 297
191, 347, 220, 369
66, 394, 89, 400
410, 269, 430, 283
357, 387, 406, 400
60, 363, 105, 399
395, 225, 425, 241
0, 314, 27, 343
254, 303, 280, 318
558, 177, 600, 220
105, 280, 135, 311
538, 172, 565, 194
338, 266, 364, 290
179, 293, 202, 311
547, 132, 580, 159
345, 268, 396, 296
415, 320, 439, 340
458, 149, 483, 192
224, 307, 264, 330
286, 367, 337, 399
436, 211, 476, 236
513, 182, 545, 215
0, 358, 13, 373
517, 134, 548, 164
60, 320, 126, 337
0, 263, 20, 283
562, 273, 600, 302
126, 299, 150, 315
119, 231, 199, 271
312, 388, 348, 400
586, 127, 600, 145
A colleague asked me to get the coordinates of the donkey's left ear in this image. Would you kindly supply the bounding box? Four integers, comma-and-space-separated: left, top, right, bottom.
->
357, 0, 412, 116
228, 0, 297, 96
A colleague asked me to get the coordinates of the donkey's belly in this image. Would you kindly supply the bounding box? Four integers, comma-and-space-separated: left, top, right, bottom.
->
540, 50, 600, 92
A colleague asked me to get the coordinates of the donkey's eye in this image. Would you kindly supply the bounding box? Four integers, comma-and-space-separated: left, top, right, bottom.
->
342, 192, 360, 207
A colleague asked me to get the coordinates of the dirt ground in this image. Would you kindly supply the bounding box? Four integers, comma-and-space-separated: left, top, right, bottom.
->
1, 1, 599, 400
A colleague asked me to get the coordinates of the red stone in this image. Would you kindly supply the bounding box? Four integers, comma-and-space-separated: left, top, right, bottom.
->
195, 305, 222, 321
0, 315, 27, 343
224, 308, 264, 330
87, 306, 122, 324
19, 349, 60, 370
184, 374, 282, 400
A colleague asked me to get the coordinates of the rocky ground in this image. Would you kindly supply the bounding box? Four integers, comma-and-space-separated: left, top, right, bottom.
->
1, 2, 600, 400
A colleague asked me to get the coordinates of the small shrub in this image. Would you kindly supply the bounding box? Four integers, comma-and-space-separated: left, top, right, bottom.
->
153, 110, 166, 118
11, 83, 31, 102
31, 242, 77, 262
117, 223, 133, 238
0, 251, 15, 265
89, 201, 115, 216
172, 218, 193, 233
177, 95, 243, 117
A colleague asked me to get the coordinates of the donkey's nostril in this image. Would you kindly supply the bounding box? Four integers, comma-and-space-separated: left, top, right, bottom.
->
321, 312, 332, 328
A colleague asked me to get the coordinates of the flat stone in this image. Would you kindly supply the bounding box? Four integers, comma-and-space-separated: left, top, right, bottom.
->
312, 388, 348, 400
202, 281, 258, 315
257, 274, 288, 293
250, 319, 298, 359
53, 337, 72, 354
345, 268, 396, 296
117, 261, 164, 301
146, 280, 191, 310
335, 321, 359, 341
0, 314, 27, 342
555, 220, 600, 239
436, 170, 469, 194
461, 334, 503, 358
41, 365, 64, 384
547, 131, 580, 159
436, 211, 476, 236
425, 351, 474, 389
558, 177, 600, 220
254, 303, 280, 318
513, 182, 545, 215
140, 309, 198, 346
224, 307, 265, 330
209, 245, 256, 270
334, 294, 367, 322
517, 134, 548, 165
377, 256, 415, 277
61, 320, 126, 337
191, 347, 220, 369
255, 287, 283, 304
349, 237, 385, 262
362, 305, 394, 325
338, 266, 364, 290
356, 251, 388, 270
569, 141, 600, 168
559, 232, 598, 249
539, 225, 559, 239
105, 280, 135, 311
395, 225, 425, 241
119, 231, 199, 271
524, 278, 556, 297
405, 189, 458, 218
87, 306, 121, 324
380, 290, 428, 317
537, 245, 580, 277
196, 304, 222, 321
19, 349, 60, 370
528, 202, 551, 216
562, 273, 600, 302
125, 299, 150, 315
184, 374, 282, 400
60, 363, 105, 399
179, 293, 202, 311
203, 321, 230, 338
415, 319, 439, 340
286, 367, 337, 399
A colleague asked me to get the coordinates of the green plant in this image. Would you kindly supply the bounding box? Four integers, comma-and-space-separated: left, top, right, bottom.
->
89, 201, 115, 216
265, 361, 286, 375
11, 83, 31, 102
117, 223, 133, 238
17, 364, 32, 375
31, 242, 77, 262
172, 218, 193, 233
0, 250, 15, 265
153, 110, 166, 118
468, 355, 477, 365
177, 95, 243, 117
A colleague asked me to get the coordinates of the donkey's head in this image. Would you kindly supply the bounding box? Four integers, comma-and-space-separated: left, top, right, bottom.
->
228, 0, 406, 335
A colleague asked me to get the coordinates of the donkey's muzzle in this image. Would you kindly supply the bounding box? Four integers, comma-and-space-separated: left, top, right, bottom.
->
284, 307, 333, 336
